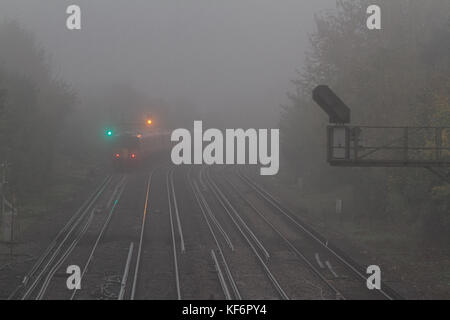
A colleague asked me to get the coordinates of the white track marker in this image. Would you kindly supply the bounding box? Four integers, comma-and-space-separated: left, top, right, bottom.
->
315, 253, 325, 269
118, 242, 134, 300
325, 261, 339, 278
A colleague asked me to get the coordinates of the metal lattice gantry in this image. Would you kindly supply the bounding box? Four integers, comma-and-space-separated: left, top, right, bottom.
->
312, 85, 450, 182
327, 125, 450, 167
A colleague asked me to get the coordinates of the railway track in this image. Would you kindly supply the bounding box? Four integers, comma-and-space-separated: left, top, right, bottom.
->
130, 170, 154, 299
69, 178, 128, 300
214, 172, 342, 299
87, 166, 227, 300
65, 171, 150, 300
8, 175, 129, 300
6, 163, 404, 300
187, 168, 241, 300
165, 168, 184, 299
130, 167, 188, 300
228, 168, 403, 300
202, 168, 290, 300
66, 168, 162, 300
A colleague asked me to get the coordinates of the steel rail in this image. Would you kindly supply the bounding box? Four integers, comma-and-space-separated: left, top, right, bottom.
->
118, 242, 135, 300
237, 170, 399, 300
8, 175, 112, 300
224, 176, 345, 300
204, 169, 289, 300
193, 177, 235, 251
210, 250, 232, 300
187, 168, 241, 300
38, 179, 127, 300
34, 210, 95, 300
169, 168, 185, 253
166, 168, 182, 300
19, 176, 115, 300
130, 169, 155, 300
205, 169, 270, 261
69, 180, 127, 300
191, 180, 241, 300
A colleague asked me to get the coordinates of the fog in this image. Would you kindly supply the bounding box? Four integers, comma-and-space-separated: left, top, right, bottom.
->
0, 0, 334, 127
1, 0, 450, 301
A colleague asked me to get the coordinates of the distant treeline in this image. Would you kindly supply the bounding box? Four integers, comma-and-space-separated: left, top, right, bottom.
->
0, 21, 200, 207
0, 21, 76, 202
280, 0, 450, 240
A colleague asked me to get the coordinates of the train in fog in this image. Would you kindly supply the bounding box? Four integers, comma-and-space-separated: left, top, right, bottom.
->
110, 131, 170, 169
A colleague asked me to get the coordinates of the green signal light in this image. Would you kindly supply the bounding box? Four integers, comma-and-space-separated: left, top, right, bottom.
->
106, 129, 113, 136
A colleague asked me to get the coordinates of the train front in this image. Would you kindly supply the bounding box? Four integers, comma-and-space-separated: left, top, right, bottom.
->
111, 134, 142, 169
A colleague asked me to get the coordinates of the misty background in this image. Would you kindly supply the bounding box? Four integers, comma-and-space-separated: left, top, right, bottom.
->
0, 0, 449, 276
0, 0, 336, 232
0, 0, 449, 299
0, 0, 334, 127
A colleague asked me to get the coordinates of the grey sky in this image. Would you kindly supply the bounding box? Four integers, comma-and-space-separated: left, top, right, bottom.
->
0, 0, 335, 126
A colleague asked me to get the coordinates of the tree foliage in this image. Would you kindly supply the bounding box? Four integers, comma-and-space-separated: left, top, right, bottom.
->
0, 21, 76, 198
281, 0, 450, 238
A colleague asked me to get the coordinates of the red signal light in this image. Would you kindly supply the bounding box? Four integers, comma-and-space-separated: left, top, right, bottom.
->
115, 153, 120, 158
131, 153, 136, 159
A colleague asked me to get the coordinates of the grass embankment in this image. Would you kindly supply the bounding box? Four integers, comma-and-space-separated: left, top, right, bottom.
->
9, 154, 104, 241
258, 174, 450, 299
